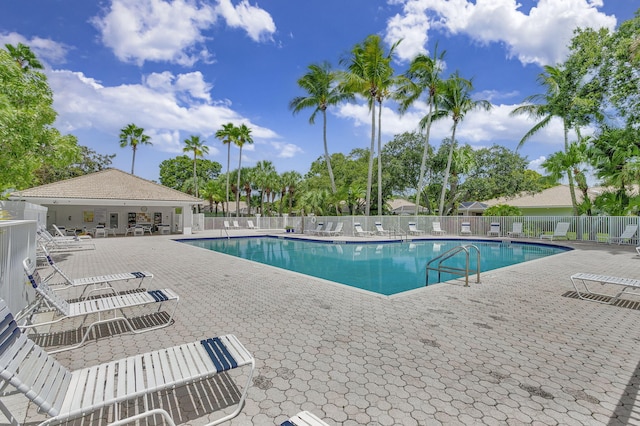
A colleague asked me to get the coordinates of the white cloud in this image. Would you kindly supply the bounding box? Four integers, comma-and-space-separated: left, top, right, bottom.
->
271, 141, 304, 158
335, 98, 581, 155
143, 71, 212, 102
47, 68, 279, 155
91, 0, 276, 66
474, 89, 520, 103
215, 0, 276, 42
385, 0, 617, 65
92, 0, 216, 66
385, 2, 431, 61
528, 155, 547, 175
0, 32, 69, 65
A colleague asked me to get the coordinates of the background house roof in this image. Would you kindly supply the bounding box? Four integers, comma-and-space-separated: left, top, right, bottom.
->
387, 198, 427, 215
483, 185, 599, 208
9, 168, 202, 206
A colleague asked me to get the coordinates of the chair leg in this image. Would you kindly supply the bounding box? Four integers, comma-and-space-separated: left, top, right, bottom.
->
0, 383, 22, 426
204, 358, 256, 426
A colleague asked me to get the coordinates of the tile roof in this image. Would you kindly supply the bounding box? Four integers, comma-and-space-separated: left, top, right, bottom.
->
387, 198, 427, 213
10, 168, 202, 203
483, 184, 599, 208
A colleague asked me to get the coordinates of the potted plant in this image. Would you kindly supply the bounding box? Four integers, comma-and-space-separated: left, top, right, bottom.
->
285, 226, 294, 233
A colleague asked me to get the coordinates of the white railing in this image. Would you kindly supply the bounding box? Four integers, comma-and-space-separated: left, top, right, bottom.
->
0, 220, 37, 315
205, 215, 640, 245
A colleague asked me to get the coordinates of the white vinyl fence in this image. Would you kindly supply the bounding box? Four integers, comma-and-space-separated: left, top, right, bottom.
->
0, 220, 37, 315
204, 215, 639, 244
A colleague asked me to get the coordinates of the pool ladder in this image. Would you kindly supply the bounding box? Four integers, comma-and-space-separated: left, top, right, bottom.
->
425, 244, 481, 287
390, 227, 408, 241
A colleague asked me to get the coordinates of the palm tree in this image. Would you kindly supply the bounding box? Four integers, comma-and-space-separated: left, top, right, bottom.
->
281, 171, 302, 214
266, 172, 282, 216
241, 167, 254, 216
215, 123, 237, 216
587, 126, 640, 214
182, 135, 209, 199
510, 65, 588, 215
297, 189, 329, 216
200, 179, 226, 215
447, 144, 475, 213
289, 62, 353, 193
433, 73, 491, 215
119, 123, 152, 175
374, 68, 401, 215
341, 34, 400, 216
234, 124, 253, 218
397, 46, 446, 217
5, 43, 43, 70
254, 160, 277, 215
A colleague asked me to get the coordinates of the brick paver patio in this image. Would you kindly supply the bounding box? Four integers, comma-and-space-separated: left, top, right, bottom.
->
15, 231, 640, 425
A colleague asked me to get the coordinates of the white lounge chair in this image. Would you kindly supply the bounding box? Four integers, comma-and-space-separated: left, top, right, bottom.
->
608, 224, 638, 245
324, 222, 344, 236
374, 222, 389, 236
354, 223, 374, 237
37, 229, 96, 251
431, 222, 446, 235
52, 224, 71, 236
247, 220, 257, 229
318, 222, 334, 236
134, 224, 145, 236
0, 298, 254, 426
281, 411, 331, 426
460, 222, 472, 236
223, 220, 231, 230
93, 224, 107, 237
233, 220, 241, 229
53, 224, 92, 240
39, 244, 153, 299
308, 222, 324, 235
408, 222, 424, 235
20, 257, 179, 353
540, 222, 570, 241
570, 273, 640, 304
487, 222, 500, 237
508, 222, 524, 238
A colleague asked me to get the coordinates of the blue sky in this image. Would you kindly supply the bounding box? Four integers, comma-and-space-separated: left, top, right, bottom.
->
1, 0, 638, 183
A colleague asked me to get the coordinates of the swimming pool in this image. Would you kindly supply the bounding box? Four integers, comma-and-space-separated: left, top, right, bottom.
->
179, 237, 570, 296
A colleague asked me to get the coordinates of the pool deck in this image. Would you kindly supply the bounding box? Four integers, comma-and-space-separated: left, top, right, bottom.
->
17, 230, 640, 425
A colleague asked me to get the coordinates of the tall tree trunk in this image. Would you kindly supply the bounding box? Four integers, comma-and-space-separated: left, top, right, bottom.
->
236, 146, 243, 218
260, 189, 265, 215
439, 122, 458, 216
226, 144, 230, 217
564, 121, 579, 216
289, 189, 294, 213
193, 154, 198, 198
131, 145, 137, 175
245, 187, 251, 216
377, 99, 383, 215
323, 109, 337, 193
415, 99, 434, 217
365, 102, 376, 216
279, 190, 285, 216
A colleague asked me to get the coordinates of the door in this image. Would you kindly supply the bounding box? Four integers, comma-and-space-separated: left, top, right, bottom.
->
109, 213, 119, 230
47, 210, 56, 230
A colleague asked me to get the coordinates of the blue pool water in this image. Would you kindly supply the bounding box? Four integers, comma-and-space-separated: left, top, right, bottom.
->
179, 237, 570, 296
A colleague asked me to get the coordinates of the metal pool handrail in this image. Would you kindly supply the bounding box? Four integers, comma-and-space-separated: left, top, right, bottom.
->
426, 244, 481, 287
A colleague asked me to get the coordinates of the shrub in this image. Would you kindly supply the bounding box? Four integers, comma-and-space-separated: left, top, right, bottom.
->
483, 204, 523, 216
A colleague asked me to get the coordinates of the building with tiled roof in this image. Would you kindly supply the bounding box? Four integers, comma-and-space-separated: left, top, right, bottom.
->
387, 198, 427, 215
9, 169, 202, 234
483, 184, 601, 216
